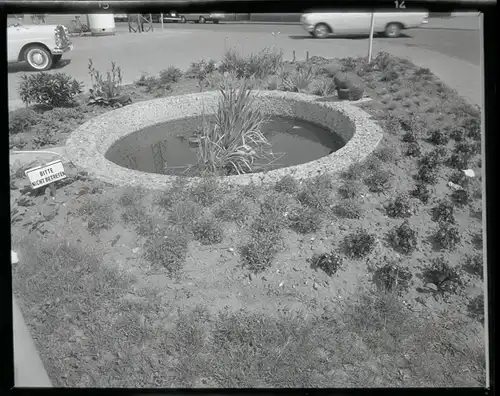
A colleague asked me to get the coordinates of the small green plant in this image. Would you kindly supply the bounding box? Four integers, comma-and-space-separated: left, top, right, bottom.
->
334, 199, 363, 219
373, 146, 398, 163
168, 200, 203, 232
374, 262, 412, 294
363, 169, 392, 193
420, 149, 446, 168
450, 127, 466, 142
88, 59, 123, 101
432, 200, 455, 224
288, 207, 322, 234
192, 218, 224, 245
402, 130, 418, 143
385, 193, 413, 218
337, 179, 363, 199
389, 220, 418, 255
189, 178, 222, 207
187, 59, 217, 91
9, 108, 40, 134
462, 116, 481, 141
429, 129, 449, 145
297, 176, 334, 212
31, 122, 59, 148
406, 142, 422, 157
282, 66, 315, 92
462, 253, 483, 279
422, 257, 464, 294
78, 199, 115, 235
434, 222, 461, 250
415, 164, 438, 185
121, 205, 156, 237
343, 228, 377, 259
467, 295, 484, 324
159, 66, 183, 84
219, 47, 283, 79
275, 175, 300, 195
451, 189, 469, 207
143, 232, 189, 276
310, 251, 344, 276
312, 79, 336, 96
447, 151, 471, 170
239, 232, 281, 272
449, 170, 469, 188
135, 72, 172, 97
213, 196, 250, 224
341, 163, 365, 181
19, 72, 83, 107
411, 181, 431, 204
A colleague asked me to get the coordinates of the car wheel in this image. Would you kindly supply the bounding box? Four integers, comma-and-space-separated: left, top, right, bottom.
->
25, 45, 53, 71
385, 23, 402, 38
52, 54, 62, 64
199, 16, 206, 23
313, 23, 330, 38
213, 20, 219, 24
180, 16, 186, 23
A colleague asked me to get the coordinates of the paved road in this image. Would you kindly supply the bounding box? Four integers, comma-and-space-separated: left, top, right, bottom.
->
8, 16, 481, 107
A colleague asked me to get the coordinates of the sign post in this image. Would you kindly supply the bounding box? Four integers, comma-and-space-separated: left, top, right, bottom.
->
160, 13, 164, 30
368, 12, 376, 63
24, 160, 67, 198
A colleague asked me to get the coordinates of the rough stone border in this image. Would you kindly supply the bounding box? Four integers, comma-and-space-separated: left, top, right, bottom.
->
66, 91, 383, 190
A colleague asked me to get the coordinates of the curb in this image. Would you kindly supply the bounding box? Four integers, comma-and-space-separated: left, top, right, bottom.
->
13, 297, 52, 387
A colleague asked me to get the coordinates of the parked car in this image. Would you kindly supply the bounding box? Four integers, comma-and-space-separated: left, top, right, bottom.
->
300, 10, 429, 38
180, 12, 225, 24
7, 20, 73, 71
162, 11, 187, 23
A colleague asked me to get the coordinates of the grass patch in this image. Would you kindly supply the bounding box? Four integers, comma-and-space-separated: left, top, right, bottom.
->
385, 193, 413, 218
192, 217, 224, 245
168, 200, 203, 232
77, 198, 116, 235
343, 228, 377, 258
388, 220, 418, 255
334, 199, 364, 219
310, 251, 344, 276
422, 257, 464, 295
143, 232, 189, 276
213, 196, 251, 224
288, 207, 322, 234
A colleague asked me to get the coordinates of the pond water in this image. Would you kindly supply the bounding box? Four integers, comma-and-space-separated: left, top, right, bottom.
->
105, 115, 346, 176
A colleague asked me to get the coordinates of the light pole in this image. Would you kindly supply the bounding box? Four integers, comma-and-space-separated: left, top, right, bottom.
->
368, 12, 376, 63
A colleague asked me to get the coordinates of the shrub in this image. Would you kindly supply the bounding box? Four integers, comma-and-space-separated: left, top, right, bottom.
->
434, 222, 461, 250
385, 193, 413, 218
462, 253, 483, 279
341, 163, 365, 181
451, 189, 469, 207
288, 207, 322, 234
275, 175, 300, 195
449, 170, 469, 188
374, 262, 412, 294
312, 79, 336, 96
463, 116, 481, 141
406, 142, 422, 157
389, 220, 418, 255
422, 257, 464, 294
214, 196, 250, 224
402, 130, 418, 143
219, 47, 283, 79
363, 169, 392, 193
168, 200, 202, 231
467, 295, 484, 324
373, 146, 398, 163
159, 66, 183, 84
447, 152, 471, 169
429, 129, 449, 145
19, 72, 83, 107
282, 67, 315, 92
192, 218, 224, 245
349, 84, 364, 101
310, 251, 344, 276
239, 232, 281, 272
322, 62, 341, 78
411, 181, 431, 204
190, 178, 222, 207
9, 108, 40, 134
334, 199, 363, 219
432, 200, 455, 223
338, 179, 363, 199
415, 164, 438, 185
143, 232, 189, 276
343, 228, 377, 258
420, 149, 446, 168
450, 127, 466, 142
88, 59, 122, 100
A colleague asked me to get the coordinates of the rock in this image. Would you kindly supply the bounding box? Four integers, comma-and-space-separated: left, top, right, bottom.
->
279, 281, 284, 288
40, 204, 57, 220
313, 282, 320, 290
463, 169, 476, 178
37, 222, 56, 234
132, 247, 140, 254
425, 283, 439, 292
447, 181, 463, 191
11, 251, 19, 264
228, 248, 234, 253
293, 267, 300, 271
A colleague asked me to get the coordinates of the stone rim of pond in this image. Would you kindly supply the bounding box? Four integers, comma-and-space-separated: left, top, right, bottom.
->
66, 91, 383, 190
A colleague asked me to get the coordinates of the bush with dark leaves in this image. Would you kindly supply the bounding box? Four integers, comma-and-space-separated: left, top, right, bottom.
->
467, 295, 484, 324
310, 251, 344, 276
364, 169, 392, 193
449, 170, 469, 188
432, 200, 455, 223
406, 142, 422, 157
411, 181, 431, 204
402, 130, 418, 143
19, 72, 83, 107
462, 116, 481, 141
429, 129, 449, 145
343, 228, 377, 258
422, 257, 464, 294
450, 127, 466, 142
451, 189, 469, 207
420, 149, 446, 168
385, 193, 413, 218
462, 253, 483, 279
415, 164, 438, 185
374, 262, 413, 294
434, 222, 461, 250
389, 220, 418, 255
9, 108, 40, 135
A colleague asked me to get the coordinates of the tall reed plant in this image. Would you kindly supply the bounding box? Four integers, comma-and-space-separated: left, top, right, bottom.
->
194, 77, 277, 175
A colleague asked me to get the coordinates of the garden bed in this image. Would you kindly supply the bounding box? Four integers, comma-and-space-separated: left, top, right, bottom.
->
10, 51, 485, 387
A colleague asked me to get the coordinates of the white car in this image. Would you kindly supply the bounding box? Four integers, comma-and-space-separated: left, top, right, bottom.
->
7, 20, 73, 71
301, 11, 429, 38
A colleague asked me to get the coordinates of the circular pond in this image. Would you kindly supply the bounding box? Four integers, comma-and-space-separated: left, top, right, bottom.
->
66, 91, 383, 190
105, 115, 346, 176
